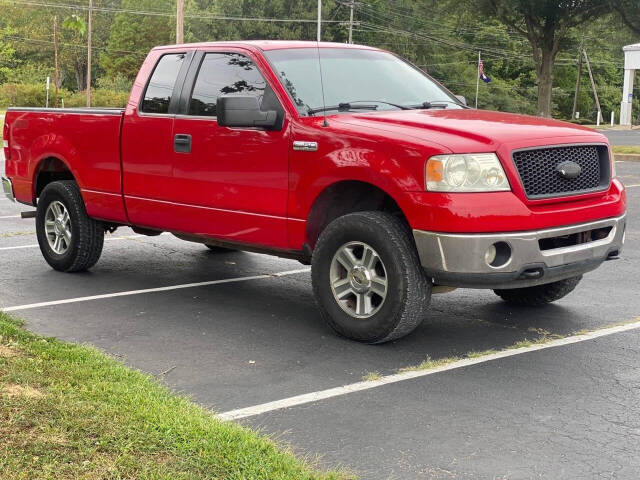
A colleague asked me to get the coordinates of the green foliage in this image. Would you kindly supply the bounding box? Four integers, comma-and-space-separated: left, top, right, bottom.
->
3, 63, 51, 85
0, 311, 349, 480
101, 0, 173, 80
0, 83, 52, 108
62, 14, 86, 37
613, 0, 640, 35
64, 89, 129, 108
0, 0, 638, 121
0, 84, 128, 108
96, 74, 133, 92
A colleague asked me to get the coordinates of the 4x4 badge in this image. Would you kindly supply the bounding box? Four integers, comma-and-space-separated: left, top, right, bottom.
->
556, 161, 582, 179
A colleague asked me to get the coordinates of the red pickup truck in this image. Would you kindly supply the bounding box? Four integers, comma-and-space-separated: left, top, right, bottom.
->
2, 41, 626, 343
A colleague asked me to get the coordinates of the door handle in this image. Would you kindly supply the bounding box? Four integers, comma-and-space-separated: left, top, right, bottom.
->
174, 134, 192, 153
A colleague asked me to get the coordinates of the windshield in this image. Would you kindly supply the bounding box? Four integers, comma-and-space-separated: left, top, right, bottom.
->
264, 47, 463, 116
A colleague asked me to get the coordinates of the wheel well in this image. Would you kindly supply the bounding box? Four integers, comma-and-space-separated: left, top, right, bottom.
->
305, 181, 408, 250
34, 157, 75, 200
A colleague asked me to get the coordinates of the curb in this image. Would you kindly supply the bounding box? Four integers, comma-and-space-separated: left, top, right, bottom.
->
615, 154, 640, 163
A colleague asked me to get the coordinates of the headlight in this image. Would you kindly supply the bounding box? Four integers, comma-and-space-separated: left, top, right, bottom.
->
426, 153, 510, 192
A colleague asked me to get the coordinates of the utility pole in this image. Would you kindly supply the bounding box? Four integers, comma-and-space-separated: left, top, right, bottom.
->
176, 0, 184, 44
348, 0, 354, 44
475, 51, 481, 109
53, 15, 59, 108
583, 48, 602, 125
317, 0, 322, 42
572, 43, 583, 120
86, 0, 93, 107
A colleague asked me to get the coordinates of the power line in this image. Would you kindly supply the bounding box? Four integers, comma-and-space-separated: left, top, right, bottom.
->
2, 34, 147, 57
0, 0, 346, 23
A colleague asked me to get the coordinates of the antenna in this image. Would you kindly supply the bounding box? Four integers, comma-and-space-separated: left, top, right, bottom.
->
316, 0, 328, 127
316, 41, 329, 128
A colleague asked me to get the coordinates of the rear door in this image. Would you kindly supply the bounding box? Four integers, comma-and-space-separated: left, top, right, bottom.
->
121, 50, 193, 228
169, 49, 291, 248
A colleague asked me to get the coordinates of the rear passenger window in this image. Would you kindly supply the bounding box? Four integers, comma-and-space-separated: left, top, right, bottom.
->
141, 53, 185, 114
189, 53, 268, 117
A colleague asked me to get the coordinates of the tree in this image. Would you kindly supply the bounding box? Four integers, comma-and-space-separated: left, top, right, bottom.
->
478, 0, 613, 117
612, 0, 640, 36
61, 14, 88, 90
101, 0, 173, 80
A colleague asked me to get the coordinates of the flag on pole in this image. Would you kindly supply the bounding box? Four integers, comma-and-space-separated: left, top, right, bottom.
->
479, 58, 491, 83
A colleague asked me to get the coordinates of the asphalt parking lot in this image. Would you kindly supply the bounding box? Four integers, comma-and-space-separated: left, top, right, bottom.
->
1, 153, 640, 479
603, 129, 640, 146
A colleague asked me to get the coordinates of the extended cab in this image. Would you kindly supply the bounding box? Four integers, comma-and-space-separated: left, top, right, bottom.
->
2, 41, 626, 343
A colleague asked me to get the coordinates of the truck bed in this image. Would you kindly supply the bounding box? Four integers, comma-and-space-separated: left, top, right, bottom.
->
4, 107, 127, 222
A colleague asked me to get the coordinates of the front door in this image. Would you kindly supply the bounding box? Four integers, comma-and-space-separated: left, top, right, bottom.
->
169, 50, 290, 249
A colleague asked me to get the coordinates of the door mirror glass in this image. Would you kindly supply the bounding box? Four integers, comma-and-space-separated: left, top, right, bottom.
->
455, 95, 467, 106
217, 96, 279, 130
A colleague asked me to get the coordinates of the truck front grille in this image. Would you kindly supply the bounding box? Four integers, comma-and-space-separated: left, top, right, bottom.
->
512, 144, 610, 199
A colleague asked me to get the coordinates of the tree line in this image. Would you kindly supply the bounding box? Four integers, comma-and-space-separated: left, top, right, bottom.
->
0, 0, 639, 121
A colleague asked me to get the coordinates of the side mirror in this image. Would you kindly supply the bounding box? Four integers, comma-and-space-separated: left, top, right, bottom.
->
217, 96, 279, 130
455, 95, 467, 106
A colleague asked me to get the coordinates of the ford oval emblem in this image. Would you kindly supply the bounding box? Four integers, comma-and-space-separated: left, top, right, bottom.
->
556, 161, 582, 179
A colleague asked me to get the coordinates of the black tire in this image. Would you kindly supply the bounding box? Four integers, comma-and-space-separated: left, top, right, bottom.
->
493, 276, 582, 306
205, 244, 236, 253
311, 211, 432, 344
36, 180, 104, 272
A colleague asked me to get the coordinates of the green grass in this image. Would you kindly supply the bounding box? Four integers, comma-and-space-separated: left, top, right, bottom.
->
361, 371, 381, 382
0, 312, 351, 480
612, 145, 640, 155
398, 355, 461, 373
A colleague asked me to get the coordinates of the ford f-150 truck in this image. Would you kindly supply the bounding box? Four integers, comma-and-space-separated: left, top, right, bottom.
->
2, 41, 626, 343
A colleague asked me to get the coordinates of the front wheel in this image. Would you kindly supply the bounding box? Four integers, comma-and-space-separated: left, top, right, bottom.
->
36, 180, 104, 272
311, 211, 431, 344
493, 276, 582, 306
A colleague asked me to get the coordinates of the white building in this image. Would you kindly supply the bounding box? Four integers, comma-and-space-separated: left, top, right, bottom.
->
621, 42, 640, 125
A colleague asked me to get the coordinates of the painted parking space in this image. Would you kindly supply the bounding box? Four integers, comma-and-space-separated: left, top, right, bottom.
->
240, 328, 640, 479
1, 155, 639, 478
2, 210, 639, 413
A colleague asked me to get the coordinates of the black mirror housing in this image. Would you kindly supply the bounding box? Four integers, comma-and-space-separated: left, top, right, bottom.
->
217, 96, 280, 130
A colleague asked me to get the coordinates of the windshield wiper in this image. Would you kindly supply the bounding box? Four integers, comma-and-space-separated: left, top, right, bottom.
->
413, 100, 468, 109
308, 99, 416, 116
308, 103, 378, 115
347, 100, 412, 110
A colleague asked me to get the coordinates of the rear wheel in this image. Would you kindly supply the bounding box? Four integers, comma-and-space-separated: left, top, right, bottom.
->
493, 276, 582, 306
311, 211, 431, 343
36, 181, 104, 272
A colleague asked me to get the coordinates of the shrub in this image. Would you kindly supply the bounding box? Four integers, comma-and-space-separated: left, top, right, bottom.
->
0, 83, 74, 108
64, 89, 129, 108
0, 84, 129, 109
97, 75, 133, 93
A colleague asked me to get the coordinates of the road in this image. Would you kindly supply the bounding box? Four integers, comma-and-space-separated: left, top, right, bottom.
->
1, 154, 639, 479
603, 129, 640, 146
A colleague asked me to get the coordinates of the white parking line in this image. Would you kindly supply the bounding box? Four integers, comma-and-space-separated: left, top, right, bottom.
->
1, 268, 310, 312
0, 215, 21, 219
217, 319, 640, 421
626, 184, 640, 188
0, 234, 145, 251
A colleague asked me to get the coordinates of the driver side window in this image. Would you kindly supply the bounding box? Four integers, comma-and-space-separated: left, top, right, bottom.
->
189, 52, 279, 117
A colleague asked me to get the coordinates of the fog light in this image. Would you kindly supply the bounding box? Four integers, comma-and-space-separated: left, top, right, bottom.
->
484, 244, 497, 265
485, 242, 512, 268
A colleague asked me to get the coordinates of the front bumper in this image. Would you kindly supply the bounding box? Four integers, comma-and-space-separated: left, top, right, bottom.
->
1, 176, 15, 202
413, 215, 626, 289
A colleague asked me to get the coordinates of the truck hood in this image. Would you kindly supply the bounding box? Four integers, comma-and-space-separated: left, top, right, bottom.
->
332, 109, 607, 153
